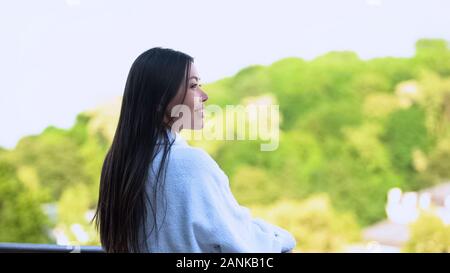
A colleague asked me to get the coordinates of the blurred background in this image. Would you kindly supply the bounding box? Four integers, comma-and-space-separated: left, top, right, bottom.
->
1, 0, 450, 252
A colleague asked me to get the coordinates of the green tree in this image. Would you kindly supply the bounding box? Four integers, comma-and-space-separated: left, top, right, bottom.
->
251, 195, 361, 252
404, 212, 450, 253
0, 157, 51, 243
414, 39, 450, 76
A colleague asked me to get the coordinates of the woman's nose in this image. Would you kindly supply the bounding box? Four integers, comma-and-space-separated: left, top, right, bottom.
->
201, 90, 208, 102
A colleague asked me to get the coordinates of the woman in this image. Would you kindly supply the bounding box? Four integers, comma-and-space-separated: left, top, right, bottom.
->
94, 47, 296, 253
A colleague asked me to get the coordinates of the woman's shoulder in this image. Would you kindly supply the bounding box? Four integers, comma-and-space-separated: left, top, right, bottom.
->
170, 144, 218, 171
170, 135, 226, 176
153, 132, 228, 185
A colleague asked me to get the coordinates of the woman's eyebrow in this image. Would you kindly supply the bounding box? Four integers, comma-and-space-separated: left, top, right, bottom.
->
189, 76, 200, 81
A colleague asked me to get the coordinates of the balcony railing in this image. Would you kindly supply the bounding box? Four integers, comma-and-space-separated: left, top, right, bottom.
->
0, 242, 104, 253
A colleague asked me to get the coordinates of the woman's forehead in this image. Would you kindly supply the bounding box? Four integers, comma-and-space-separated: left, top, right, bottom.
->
189, 64, 200, 80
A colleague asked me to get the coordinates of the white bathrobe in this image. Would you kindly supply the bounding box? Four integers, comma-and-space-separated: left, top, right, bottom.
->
141, 130, 296, 253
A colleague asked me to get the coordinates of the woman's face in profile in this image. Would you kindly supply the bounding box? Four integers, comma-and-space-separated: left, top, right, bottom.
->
166, 62, 208, 131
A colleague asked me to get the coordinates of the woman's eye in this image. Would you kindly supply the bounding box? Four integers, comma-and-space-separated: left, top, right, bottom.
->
191, 84, 202, 88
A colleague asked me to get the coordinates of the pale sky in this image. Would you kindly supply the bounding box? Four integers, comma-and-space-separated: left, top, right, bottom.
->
1, 0, 450, 149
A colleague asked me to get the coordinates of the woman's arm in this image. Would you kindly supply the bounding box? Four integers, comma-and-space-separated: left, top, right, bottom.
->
174, 148, 297, 253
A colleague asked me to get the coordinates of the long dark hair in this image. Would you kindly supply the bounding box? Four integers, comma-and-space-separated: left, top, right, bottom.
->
93, 47, 193, 252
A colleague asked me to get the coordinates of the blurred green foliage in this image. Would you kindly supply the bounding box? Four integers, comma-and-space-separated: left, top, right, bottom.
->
251, 195, 361, 252
0, 156, 51, 243
0, 114, 108, 244
404, 212, 450, 252
0, 39, 449, 249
